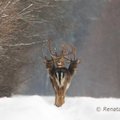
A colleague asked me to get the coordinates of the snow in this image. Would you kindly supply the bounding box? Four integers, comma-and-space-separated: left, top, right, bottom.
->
0, 96, 120, 120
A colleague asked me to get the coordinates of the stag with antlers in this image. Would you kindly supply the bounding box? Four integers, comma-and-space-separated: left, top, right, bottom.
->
44, 40, 80, 107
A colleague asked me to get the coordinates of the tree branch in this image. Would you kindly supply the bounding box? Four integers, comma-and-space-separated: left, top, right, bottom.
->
0, 40, 47, 47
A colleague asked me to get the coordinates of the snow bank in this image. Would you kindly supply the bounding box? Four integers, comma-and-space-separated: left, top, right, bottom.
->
0, 95, 120, 120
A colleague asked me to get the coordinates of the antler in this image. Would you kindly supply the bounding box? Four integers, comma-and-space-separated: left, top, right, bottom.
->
48, 40, 58, 58
44, 40, 80, 64
61, 43, 77, 61
43, 40, 57, 64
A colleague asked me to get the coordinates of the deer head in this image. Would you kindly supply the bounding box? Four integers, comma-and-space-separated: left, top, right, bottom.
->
44, 40, 80, 107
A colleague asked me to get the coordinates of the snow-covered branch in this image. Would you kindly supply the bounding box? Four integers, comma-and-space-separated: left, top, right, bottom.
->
0, 40, 47, 47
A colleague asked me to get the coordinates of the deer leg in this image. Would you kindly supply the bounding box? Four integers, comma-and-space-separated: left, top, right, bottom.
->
55, 94, 65, 107
55, 91, 65, 107
55, 93, 61, 107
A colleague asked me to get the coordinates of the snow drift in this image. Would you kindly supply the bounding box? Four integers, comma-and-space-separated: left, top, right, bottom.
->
0, 95, 120, 120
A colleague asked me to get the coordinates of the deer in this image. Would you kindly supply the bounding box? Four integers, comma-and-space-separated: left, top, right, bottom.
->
44, 40, 80, 107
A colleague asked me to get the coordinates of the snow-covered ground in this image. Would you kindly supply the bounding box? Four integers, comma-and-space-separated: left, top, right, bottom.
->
0, 95, 120, 120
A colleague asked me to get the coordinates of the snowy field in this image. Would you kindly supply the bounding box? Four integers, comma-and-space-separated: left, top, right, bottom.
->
0, 96, 120, 120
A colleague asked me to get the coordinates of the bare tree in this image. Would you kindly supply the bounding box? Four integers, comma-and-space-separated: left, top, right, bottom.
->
0, 0, 48, 97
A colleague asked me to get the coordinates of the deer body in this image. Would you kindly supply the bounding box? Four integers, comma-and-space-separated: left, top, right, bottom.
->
44, 40, 80, 107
